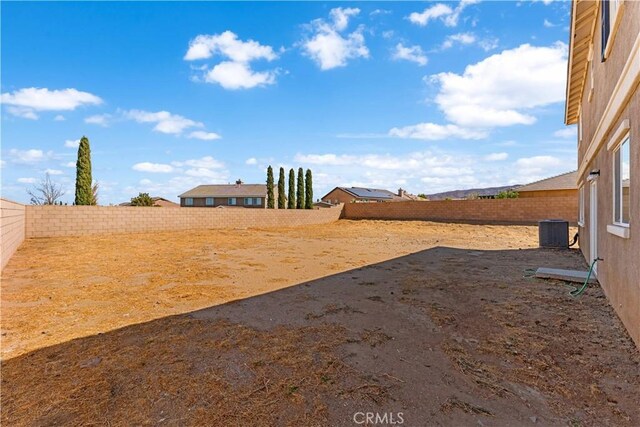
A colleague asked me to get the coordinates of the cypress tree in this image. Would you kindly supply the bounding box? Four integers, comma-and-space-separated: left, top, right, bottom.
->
305, 169, 313, 209
75, 136, 93, 205
266, 165, 275, 208
277, 167, 286, 209
296, 167, 304, 209
288, 168, 296, 209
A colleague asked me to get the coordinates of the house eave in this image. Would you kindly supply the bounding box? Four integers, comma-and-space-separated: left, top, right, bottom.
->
565, 0, 599, 125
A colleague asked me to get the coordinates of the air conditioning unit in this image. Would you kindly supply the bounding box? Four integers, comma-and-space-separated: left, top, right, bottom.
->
539, 219, 569, 248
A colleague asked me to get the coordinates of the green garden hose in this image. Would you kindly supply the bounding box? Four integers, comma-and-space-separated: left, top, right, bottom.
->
569, 258, 600, 298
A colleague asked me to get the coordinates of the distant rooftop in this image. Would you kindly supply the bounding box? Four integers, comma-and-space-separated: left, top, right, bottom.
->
517, 171, 578, 193
340, 187, 397, 200
179, 184, 267, 198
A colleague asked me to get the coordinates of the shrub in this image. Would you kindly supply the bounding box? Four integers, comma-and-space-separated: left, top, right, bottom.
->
495, 190, 519, 199
296, 168, 304, 209
130, 193, 154, 206
288, 169, 296, 209
75, 136, 93, 205
278, 167, 286, 209
266, 166, 275, 209
304, 169, 313, 209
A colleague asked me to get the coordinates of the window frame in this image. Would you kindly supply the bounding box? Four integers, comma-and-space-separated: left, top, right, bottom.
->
185, 197, 193, 206
254, 197, 262, 205
578, 184, 585, 227
602, 0, 624, 61
228, 197, 237, 206
244, 197, 253, 206
612, 133, 630, 227
205, 197, 214, 206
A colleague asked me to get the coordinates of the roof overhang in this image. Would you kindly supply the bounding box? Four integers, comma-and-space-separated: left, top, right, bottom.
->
565, 0, 599, 125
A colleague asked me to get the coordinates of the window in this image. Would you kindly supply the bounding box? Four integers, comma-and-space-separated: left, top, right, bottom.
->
185, 198, 193, 206
602, 0, 623, 60
206, 197, 214, 206
613, 135, 630, 225
244, 197, 253, 206
228, 197, 236, 206
254, 197, 262, 205
579, 184, 585, 226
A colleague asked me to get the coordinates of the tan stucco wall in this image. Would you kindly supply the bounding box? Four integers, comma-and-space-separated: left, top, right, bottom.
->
343, 196, 577, 224
518, 189, 577, 198
1, 199, 26, 270
575, 3, 640, 347
24, 204, 343, 238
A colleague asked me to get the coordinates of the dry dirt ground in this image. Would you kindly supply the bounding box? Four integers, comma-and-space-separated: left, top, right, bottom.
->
1, 220, 639, 426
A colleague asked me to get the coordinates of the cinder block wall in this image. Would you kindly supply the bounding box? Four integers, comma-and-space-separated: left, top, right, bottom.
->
1, 199, 26, 269
343, 196, 578, 224
24, 204, 344, 238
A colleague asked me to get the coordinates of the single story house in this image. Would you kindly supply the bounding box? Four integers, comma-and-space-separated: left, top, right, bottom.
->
564, 0, 639, 347
119, 197, 180, 207
178, 180, 278, 208
515, 171, 578, 198
321, 187, 419, 204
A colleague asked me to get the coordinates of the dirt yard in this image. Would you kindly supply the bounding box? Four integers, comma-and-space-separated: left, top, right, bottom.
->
2, 220, 639, 426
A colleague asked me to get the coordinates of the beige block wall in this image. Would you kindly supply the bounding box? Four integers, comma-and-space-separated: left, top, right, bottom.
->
343, 196, 578, 224
24, 205, 344, 238
1, 199, 26, 270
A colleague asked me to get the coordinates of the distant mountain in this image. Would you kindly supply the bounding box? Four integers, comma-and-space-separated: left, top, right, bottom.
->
426, 185, 521, 200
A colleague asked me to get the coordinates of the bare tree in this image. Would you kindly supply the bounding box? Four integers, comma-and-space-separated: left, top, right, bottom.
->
91, 182, 99, 205
27, 173, 65, 205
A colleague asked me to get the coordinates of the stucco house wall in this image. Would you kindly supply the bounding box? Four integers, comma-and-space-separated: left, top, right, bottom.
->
570, 0, 640, 347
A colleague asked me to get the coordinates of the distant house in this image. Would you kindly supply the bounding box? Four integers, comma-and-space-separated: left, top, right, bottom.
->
515, 171, 578, 198
119, 197, 179, 207
178, 180, 277, 208
321, 187, 419, 204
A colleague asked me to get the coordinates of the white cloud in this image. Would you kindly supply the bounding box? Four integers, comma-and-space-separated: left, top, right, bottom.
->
408, 0, 479, 27
45, 169, 64, 175
124, 110, 202, 135
392, 43, 428, 66
1, 87, 102, 119
478, 37, 499, 52
132, 162, 174, 173
54, 114, 66, 121
388, 123, 487, 140
514, 155, 563, 181
184, 31, 277, 62
64, 139, 80, 148
17, 177, 37, 184
7, 149, 52, 164
185, 31, 279, 90
553, 127, 577, 139
204, 61, 276, 90
245, 157, 258, 165
442, 32, 476, 49
301, 7, 369, 70
484, 152, 508, 161
432, 42, 568, 128
172, 156, 224, 170
63, 161, 76, 168
84, 114, 111, 127
543, 19, 555, 28
408, 3, 453, 26
187, 130, 221, 141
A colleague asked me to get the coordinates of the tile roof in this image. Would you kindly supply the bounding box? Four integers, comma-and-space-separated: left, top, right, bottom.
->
340, 187, 397, 200
179, 184, 267, 198
516, 171, 578, 193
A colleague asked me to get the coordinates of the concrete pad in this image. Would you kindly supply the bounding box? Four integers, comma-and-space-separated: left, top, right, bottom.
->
535, 267, 599, 284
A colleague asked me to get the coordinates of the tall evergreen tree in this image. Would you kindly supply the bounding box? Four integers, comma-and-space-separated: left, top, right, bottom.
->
296, 167, 305, 209
305, 169, 313, 209
266, 165, 275, 208
277, 167, 286, 209
75, 136, 93, 205
288, 169, 296, 209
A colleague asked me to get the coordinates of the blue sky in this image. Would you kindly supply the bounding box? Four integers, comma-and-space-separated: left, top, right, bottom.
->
1, 1, 576, 204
